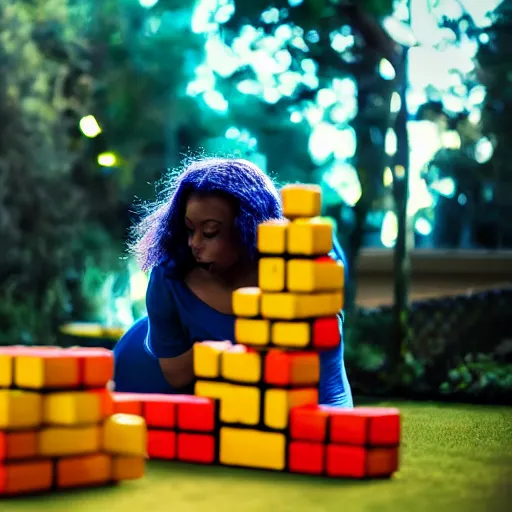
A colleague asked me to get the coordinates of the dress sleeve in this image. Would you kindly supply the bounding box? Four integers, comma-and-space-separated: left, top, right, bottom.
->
143, 264, 190, 359
318, 314, 354, 408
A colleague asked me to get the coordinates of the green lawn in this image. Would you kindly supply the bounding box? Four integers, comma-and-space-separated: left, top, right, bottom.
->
3, 400, 512, 512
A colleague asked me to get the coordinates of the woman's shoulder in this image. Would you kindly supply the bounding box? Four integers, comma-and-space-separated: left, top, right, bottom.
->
149, 257, 182, 282
146, 258, 184, 310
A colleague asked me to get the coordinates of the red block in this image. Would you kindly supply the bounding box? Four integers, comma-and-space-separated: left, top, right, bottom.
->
0, 433, 5, 461
312, 317, 340, 349
176, 396, 216, 432
148, 430, 176, 460
325, 407, 401, 447
289, 441, 325, 475
143, 395, 177, 429
112, 392, 143, 415
315, 256, 337, 264
326, 444, 399, 478
177, 433, 215, 464
289, 404, 328, 442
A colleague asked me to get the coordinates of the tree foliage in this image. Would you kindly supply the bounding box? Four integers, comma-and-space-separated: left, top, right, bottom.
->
0, 0, 124, 344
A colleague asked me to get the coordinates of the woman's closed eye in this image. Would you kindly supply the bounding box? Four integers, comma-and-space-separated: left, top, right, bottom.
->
187, 227, 219, 239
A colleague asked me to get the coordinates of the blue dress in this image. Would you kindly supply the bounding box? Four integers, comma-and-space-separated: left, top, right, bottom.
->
113, 258, 353, 407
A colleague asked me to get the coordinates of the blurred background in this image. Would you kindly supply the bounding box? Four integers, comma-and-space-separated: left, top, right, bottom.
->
1, 0, 511, 403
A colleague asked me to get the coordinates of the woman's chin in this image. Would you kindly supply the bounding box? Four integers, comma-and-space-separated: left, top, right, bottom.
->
197, 262, 213, 272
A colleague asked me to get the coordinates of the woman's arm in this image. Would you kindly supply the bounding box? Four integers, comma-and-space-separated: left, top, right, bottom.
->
158, 349, 195, 389
319, 315, 354, 407
143, 265, 196, 389
144, 264, 232, 389
159, 340, 233, 388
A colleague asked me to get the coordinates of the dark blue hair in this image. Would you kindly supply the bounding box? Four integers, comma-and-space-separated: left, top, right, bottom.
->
130, 157, 283, 272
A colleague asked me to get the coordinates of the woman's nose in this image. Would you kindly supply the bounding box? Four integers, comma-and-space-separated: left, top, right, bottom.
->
188, 233, 202, 251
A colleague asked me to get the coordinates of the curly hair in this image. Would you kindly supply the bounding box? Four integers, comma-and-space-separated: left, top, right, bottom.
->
129, 157, 283, 273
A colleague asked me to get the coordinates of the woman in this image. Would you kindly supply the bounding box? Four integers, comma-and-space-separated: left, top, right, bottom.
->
113, 157, 353, 407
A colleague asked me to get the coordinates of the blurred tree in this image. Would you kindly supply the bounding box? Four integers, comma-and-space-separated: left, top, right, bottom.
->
183, 0, 396, 309
476, 0, 512, 247
0, 0, 125, 344
78, 0, 211, 204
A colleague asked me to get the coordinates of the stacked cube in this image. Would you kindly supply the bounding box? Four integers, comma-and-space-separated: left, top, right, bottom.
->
111, 392, 218, 464
0, 346, 146, 496
192, 184, 400, 477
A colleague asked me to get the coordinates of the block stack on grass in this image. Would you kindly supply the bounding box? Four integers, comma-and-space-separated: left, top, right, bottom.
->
0, 346, 147, 496
191, 184, 401, 478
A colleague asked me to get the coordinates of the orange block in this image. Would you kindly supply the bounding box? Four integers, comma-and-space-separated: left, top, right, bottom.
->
56, 453, 111, 489
68, 348, 114, 388
0, 460, 53, 495
326, 445, 399, 478
264, 350, 320, 386
91, 389, 114, 417
0, 431, 38, 461
112, 455, 145, 481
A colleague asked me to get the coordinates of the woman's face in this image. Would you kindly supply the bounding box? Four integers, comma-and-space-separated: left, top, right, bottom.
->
184, 193, 241, 274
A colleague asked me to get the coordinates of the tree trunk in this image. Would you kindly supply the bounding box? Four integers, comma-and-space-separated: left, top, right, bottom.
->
391, 48, 412, 368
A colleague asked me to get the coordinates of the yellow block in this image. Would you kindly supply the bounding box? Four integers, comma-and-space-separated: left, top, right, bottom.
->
102, 414, 147, 457
287, 218, 333, 255
257, 219, 289, 254
281, 183, 322, 218
287, 258, 344, 292
220, 385, 260, 426
112, 455, 145, 481
43, 391, 101, 426
195, 381, 260, 426
56, 453, 111, 489
38, 425, 100, 456
0, 354, 13, 387
258, 257, 286, 292
220, 427, 286, 470
234, 318, 270, 346
232, 287, 261, 317
271, 321, 310, 348
14, 353, 79, 390
195, 380, 229, 400
221, 348, 262, 383
193, 343, 224, 379
261, 292, 342, 320
0, 390, 42, 430
264, 388, 318, 430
